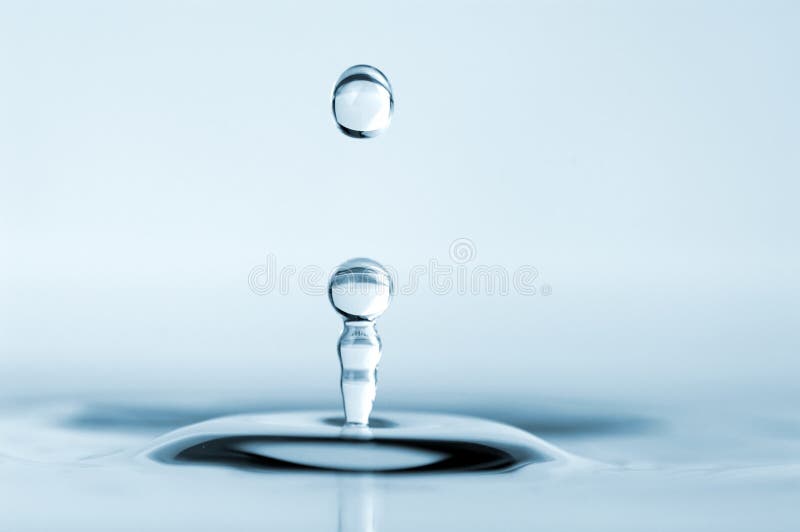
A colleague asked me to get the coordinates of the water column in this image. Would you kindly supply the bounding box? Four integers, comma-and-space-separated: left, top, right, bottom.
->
328, 258, 393, 426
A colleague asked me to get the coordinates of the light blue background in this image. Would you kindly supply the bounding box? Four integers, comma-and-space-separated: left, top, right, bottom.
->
1, 1, 798, 417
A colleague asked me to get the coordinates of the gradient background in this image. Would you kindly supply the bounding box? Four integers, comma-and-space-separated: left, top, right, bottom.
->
2, 1, 798, 427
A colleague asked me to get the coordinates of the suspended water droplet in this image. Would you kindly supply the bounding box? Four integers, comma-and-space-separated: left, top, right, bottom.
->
332, 65, 394, 138
328, 258, 393, 321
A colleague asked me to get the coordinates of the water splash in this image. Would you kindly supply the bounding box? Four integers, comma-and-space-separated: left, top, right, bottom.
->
144, 411, 570, 474
329, 258, 393, 426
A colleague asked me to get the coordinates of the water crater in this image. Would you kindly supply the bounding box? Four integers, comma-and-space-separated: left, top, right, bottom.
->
145, 411, 570, 474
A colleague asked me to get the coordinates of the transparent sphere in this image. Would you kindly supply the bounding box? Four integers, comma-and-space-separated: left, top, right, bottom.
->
332, 65, 393, 138
329, 258, 393, 321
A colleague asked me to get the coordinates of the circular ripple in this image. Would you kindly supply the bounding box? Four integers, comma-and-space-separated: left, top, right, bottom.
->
144, 411, 571, 474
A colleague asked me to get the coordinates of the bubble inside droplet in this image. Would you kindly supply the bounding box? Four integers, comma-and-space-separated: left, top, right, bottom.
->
332, 65, 393, 138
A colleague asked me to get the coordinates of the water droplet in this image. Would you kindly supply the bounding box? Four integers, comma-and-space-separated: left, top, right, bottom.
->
332, 65, 394, 138
328, 258, 392, 321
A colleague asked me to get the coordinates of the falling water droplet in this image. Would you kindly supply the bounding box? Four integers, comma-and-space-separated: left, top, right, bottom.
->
332, 65, 394, 138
